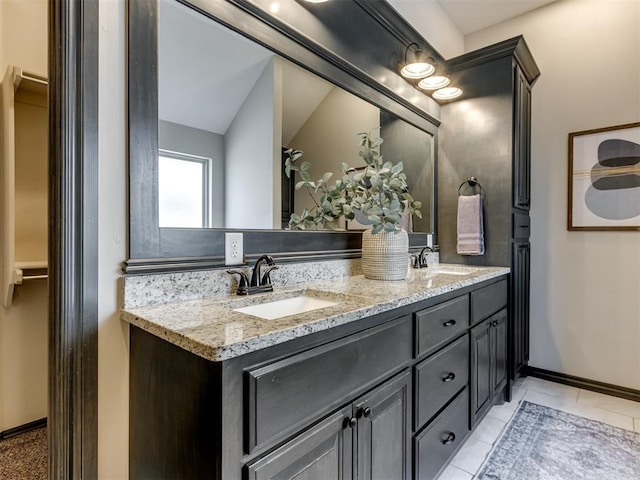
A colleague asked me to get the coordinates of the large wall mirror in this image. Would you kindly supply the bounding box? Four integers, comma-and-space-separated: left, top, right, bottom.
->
127, 0, 441, 272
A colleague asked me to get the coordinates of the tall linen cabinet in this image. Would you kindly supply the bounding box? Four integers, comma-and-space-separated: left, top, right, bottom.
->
437, 36, 540, 391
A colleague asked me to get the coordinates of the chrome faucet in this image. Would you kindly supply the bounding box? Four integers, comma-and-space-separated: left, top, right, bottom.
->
227, 255, 279, 295
412, 246, 433, 269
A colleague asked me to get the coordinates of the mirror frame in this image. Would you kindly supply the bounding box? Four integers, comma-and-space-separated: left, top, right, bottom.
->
126, 0, 442, 273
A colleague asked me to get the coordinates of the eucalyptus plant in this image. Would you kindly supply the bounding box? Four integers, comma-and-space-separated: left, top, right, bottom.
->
284, 131, 422, 234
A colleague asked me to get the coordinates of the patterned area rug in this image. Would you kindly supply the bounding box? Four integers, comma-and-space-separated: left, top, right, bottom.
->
477, 401, 640, 480
0, 427, 47, 480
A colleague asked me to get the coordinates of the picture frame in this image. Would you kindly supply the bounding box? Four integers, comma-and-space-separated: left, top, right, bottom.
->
568, 122, 640, 231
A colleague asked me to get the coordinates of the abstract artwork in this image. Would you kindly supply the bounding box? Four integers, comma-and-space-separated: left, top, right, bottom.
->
568, 122, 640, 230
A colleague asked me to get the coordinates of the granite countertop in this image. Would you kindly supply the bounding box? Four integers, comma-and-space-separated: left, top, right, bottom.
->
121, 264, 509, 362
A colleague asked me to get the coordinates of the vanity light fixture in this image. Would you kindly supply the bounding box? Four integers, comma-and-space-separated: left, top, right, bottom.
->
399, 43, 435, 79
303, 0, 329, 3
433, 86, 463, 100
418, 74, 450, 91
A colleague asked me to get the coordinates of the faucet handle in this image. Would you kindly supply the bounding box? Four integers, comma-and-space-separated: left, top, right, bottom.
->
260, 265, 279, 287
227, 270, 249, 294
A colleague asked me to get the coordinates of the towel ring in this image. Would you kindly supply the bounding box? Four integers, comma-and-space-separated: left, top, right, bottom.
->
458, 177, 484, 196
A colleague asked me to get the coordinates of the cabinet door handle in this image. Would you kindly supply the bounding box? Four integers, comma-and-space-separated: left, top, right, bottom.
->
443, 319, 456, 327
442, 372, 456, 382
357, 407, 372, 419
441, 432, 456, 445
347, 417, 357, 428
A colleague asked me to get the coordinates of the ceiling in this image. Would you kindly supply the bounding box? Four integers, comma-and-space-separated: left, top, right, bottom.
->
436, 0, 558, 35
158, 0, 559, 134
158, 0, 332, 138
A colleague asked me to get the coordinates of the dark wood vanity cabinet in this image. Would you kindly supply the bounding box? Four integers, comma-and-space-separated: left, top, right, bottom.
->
470, 309, 507, 427
248, 370, 411, 480
469, 280, 508, 427
129, 276, 509, 480
247, 405, 352, 480
439, 36, 539, 389
512, 241, 531, 378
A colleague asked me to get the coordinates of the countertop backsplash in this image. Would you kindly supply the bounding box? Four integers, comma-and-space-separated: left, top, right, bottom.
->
123, 253, 439, 309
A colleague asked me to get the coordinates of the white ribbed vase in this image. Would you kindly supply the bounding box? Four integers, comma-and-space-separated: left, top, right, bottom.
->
361, 229, 409, 281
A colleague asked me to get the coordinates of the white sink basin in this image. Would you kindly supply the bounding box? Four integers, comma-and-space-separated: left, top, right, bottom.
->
431, 266, 480, 276
233, 295, 339, 320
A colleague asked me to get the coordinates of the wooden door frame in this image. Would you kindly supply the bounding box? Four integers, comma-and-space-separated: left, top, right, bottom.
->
48, 0, 99, 478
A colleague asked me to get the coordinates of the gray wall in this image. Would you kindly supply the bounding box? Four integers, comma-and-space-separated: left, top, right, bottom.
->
288, 86, 379, 229
225, 58, 280, 229
438, 57, 514, 267
380, 111, 434, 233
158, 119, 225, 227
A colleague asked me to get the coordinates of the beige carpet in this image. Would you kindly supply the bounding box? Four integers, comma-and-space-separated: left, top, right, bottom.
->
0, 427, 47, 480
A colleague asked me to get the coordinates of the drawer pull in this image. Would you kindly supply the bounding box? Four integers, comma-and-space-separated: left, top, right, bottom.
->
442, 372, 456, 382
347, 417, 357, 429
443, 319, 457, 327
441, 432, 456, 445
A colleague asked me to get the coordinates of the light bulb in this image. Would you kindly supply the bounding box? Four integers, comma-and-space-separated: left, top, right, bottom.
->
433, 87, 463, 100
418, 75, 450, 90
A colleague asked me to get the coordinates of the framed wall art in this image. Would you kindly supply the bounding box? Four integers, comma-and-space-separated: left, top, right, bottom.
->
568, 122, 640, 231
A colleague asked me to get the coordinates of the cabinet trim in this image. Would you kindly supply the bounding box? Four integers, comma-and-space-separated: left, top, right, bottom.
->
446, 35, 540, 85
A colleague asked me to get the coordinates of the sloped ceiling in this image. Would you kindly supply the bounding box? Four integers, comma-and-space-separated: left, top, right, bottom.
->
158, 0, 332, 138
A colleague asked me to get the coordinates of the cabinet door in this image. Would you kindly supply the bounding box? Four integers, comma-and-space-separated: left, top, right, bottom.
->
491, 309, 508, 397
510, 241, 531, 380
355, 369, 411, 480
470, 319, 492, 426
513, 67, 532, 210
246, 406, 353, 480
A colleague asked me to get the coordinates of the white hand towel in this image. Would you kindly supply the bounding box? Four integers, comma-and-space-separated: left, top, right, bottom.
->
457, 194, 485, 255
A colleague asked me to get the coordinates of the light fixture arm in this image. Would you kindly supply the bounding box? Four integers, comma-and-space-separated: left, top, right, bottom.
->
403, 42, 421, 64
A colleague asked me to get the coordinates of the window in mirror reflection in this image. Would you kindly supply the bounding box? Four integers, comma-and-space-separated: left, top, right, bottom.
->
158, 150, 211, 228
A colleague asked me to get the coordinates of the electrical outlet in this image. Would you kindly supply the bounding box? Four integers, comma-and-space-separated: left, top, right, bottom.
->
225, 232, 244, 265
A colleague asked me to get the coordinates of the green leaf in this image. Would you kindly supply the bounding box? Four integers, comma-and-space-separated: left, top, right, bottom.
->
383, 222, 396, 233
300, 161, 311, 172
367, 205, 383, 216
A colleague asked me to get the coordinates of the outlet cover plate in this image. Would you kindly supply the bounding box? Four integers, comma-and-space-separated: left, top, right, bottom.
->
225, 232, 244, 265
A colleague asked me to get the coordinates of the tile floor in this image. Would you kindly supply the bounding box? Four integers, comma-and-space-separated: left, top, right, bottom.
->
437, 377, 640, 479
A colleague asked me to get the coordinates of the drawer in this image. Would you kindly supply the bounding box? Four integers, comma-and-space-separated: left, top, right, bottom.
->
415, 296, 469, 358
414, 388, 470, 480
246, 317, 412, 453
470, 279, 507, 326
414, 334, 469, 429
513, 213, 530, 239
